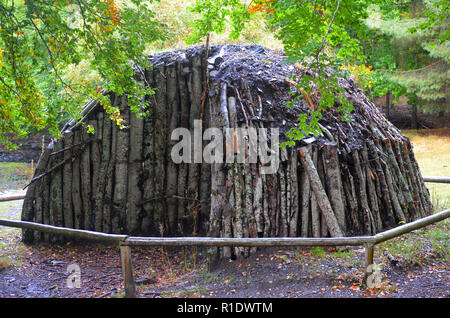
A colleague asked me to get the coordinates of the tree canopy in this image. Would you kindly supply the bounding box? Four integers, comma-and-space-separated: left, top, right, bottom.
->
0, 0, 448, 148
0, 0, 163, 148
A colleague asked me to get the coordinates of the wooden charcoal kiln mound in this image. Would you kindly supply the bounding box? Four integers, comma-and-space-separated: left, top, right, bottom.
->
22, 45, 433, 257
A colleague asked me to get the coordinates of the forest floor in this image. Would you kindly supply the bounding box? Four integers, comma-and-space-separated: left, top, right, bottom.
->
0, 129, 448, 298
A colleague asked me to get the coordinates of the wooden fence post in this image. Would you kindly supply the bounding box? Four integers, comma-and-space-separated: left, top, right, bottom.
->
120, 243, 136, 298
364, 243, 375, 284
364, 243, 374, 269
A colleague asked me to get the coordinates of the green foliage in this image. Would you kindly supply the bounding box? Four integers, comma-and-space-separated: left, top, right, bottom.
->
310, 246, 326, 257
185, 0, 251, 44
188, 0, 448, 142
0, 0, 165, 148
1, 0, 448, 149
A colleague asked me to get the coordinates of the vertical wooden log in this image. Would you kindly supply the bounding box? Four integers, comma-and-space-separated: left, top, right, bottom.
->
175, 60, 190, 233
300, 145, 311, 237
244, 143, 255, 255
322, 144, 347, 233
223, 94, 238, 257
72, 131, 83, 230
96, 98, 112, 233
362, 145, 383, 232
80, 127, 92, 230
342, 165, 360, 234
253, 161, 264, 236
310, 148, 320, 238
90, 116, 102, 232
298, 147, 344, 238
142, 71, 156, 235
382, 157, 406, 224
317, 151, 329, 237
126, 110, 144, 235
42, 151, 52, 242
208, 81, 227, 262
62, 131, 74, 230
279, 148, 288, 237
113, 95, 130, 233
187, 54, 202, 236
262, 173, 270, 237
368, 140, 396, 228
351, 149, 373, 235
50, 140, 64, 231
105, 107, 118, 234
199, 62, 212, 233
153, 64, 167, 232
223, 166, 235, 258
391, 140, 416, 221
22, 145, 52, 242
165, 63, 179, 234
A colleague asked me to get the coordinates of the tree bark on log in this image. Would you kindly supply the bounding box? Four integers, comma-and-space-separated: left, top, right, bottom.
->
62, 132, 74, 230
298, 147, 343, 237
126, 110, 144, 235
50, 140, 64, 242
367, 140, 396, 228
310, 148, 320, 238
80, 127, 92, 230
165, 63, 179, 234
90, 116, 102, 232
187, 54, 203, 237
322, 144, 347, 233
22, 145, 52, 242
288, 150, 299, 237
175, 60, 190, 234
102, 96, 117, 234
72, 131, 83, 230
142, 71, 156, 234
112, 95, 130, 233
153, 64, 167, 233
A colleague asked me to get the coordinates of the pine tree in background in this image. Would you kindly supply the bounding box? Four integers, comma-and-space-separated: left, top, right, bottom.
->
365, 0, 449, 127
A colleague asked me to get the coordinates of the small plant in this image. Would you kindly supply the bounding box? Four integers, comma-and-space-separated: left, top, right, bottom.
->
204, 271, 221, 284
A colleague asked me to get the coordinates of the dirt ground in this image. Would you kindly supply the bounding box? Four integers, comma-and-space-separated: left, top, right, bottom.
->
0, 239, 448, 298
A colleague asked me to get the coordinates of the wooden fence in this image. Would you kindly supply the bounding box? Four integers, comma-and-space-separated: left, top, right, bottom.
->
0, 208, 448, 298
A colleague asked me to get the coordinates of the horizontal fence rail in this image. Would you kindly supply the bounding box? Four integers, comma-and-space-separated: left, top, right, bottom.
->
0, 195, 26, 203
0, 208, 448, 298
422, 176, 450, 184
0, 219, 127, 243
124, 236, 376, 247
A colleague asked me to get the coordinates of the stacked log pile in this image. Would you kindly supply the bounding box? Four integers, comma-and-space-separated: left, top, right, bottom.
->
22, 45, 433, 259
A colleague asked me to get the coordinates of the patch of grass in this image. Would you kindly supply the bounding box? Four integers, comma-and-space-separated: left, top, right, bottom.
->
310, 247, 326, 257
0, 162, 33, 191
402, 128, 450, 211
333, 249, 356, 260
379, 220, 449, 266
